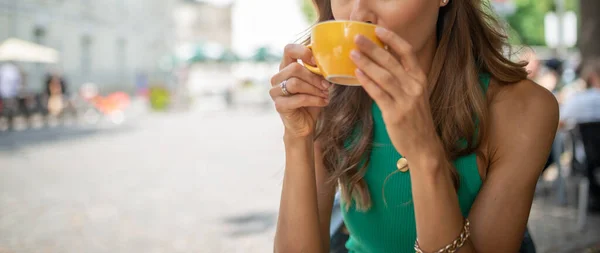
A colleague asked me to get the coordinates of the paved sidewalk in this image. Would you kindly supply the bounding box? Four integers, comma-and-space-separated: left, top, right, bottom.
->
529, 177, 600, 253
0, 107, 599, 253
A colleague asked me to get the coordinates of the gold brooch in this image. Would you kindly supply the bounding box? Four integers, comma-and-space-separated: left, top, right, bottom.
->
396, 157, 409, 172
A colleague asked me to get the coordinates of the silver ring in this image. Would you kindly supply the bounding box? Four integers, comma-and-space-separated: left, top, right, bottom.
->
280, 80, 291, 96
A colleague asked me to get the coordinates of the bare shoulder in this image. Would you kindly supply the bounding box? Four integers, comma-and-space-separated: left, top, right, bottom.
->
488, 78, 559, 132
483, 79, 559, 176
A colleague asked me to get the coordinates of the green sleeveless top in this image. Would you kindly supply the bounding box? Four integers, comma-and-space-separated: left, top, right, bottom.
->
341, 74, 490, 253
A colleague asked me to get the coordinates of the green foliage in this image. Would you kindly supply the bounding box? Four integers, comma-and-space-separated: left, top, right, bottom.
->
504, 0, 578, 46
300, 0, 317, 23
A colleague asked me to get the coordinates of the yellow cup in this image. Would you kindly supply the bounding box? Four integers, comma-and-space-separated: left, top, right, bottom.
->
304, 20, 384, 86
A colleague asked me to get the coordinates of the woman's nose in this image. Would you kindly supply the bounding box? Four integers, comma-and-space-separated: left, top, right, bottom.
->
348, 0, 376, 24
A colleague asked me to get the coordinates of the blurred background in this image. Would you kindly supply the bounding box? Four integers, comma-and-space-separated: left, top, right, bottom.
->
0, 0, 599, 252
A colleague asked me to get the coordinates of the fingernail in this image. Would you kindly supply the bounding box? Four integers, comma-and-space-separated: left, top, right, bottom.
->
324, 99, 329, 104
375, 27, 387, 36
354, 34, 362, 43
355, 68, 364, 77
310, 56, 316, 65
321, 80, 331, 90
350, 50, 360, 60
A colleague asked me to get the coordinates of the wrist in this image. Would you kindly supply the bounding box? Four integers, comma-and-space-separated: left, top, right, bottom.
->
284, 131, 313, 143
284, 132, 314, 149
407, 140, 448, 174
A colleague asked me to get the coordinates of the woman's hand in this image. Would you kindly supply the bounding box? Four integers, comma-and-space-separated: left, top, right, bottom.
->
351, 27, 444, 167
270, 44, 331, 138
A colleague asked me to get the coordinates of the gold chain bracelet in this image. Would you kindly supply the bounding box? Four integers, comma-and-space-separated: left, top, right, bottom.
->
414, 218, 471, 253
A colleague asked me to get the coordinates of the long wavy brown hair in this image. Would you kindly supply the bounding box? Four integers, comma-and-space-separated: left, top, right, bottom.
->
310, 0, 528, 211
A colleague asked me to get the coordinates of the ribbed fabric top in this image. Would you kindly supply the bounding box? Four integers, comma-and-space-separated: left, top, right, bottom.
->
341, 74, 490, 253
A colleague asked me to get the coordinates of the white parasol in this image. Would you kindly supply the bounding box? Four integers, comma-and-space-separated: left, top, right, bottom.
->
0, 38, 60, 63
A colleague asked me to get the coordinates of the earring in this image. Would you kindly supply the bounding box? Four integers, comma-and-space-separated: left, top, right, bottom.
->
442, 0, 448, 5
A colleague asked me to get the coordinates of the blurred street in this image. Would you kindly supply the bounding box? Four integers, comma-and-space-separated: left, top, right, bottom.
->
0, 104, 598, 253
0, 104, 284, 253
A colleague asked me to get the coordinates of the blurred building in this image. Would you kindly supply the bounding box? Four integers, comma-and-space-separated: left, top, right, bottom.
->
174, 0, 233, 48
171, 0, 235, 100
0, 0, 178, 93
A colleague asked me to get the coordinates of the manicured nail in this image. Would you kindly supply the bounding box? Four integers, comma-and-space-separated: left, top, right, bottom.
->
350, 50, 360, 60
354, 34, 362, 43
321, 80, 331, 90
355, 69, 364, 77
375, 27, 387, 36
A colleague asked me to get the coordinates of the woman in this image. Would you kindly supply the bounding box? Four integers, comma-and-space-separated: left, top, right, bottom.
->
270, 0, 559, 252
46, 74, 65, 116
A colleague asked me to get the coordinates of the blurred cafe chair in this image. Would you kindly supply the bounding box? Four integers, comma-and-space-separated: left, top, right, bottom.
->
565, 121, 600, 230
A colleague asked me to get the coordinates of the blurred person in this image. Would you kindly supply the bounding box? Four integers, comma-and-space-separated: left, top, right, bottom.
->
559, 63, 588, 104
560, 60, 600, 127
16, 66, 38, 120
45, 73, 65, 116
44, 71, 76, 118
0, 61, 23, 130
270, 1, 557, 253
521, 48, 541, 81
538, 58, 563, 93
44, 70, 69, 98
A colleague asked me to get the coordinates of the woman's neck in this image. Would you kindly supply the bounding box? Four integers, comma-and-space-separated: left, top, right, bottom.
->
416, 35, 438, 76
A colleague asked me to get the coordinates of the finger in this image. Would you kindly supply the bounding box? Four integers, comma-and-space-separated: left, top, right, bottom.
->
375, 27, 425, 80
350, 49, 404, 100
271, 63, 329, 91
354, 34, 409, 81
269, 77, 329, 99
355, 69, 393, 107
279, 44, 315, 70
274, 94, 329, 114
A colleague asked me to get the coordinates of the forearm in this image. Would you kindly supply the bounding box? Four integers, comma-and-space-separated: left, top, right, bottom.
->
410, 151, 476, 253
274, 134, 326, 253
